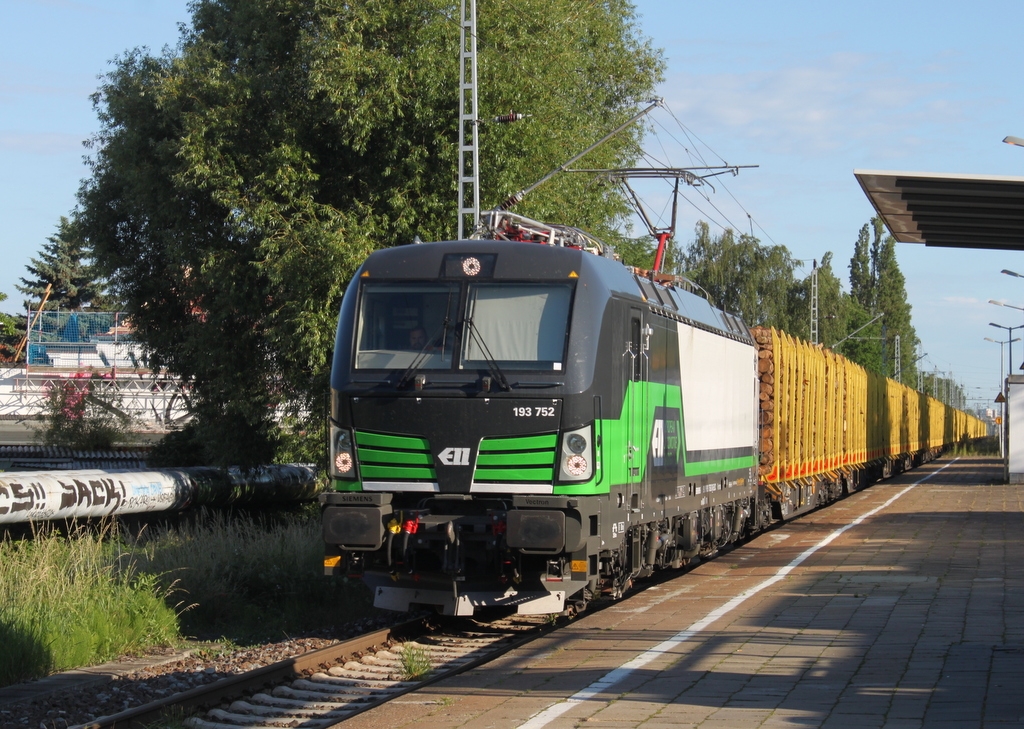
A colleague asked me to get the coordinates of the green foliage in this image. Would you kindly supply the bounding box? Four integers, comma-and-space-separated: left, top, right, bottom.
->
0, 291, 19, 361
146, 423, 208, 468
399, 643, 434, 680
615, 232, 685, 273
843, 217, 919, 381
17, 216, 109, 311
839, 301, 882, 371
676, 216, 920, 386
78, 0, 663, 467
614, 235, 656, 269
0, 526, 181, 687
275, 413, 329, 472
677, 221, 799, 330
786, 253, 851, 346
127, 510, 376, 640
36, 374, 137, 450
849, 221, 873, 310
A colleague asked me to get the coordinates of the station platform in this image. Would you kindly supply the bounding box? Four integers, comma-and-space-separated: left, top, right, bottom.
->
343, 455, 1023, 729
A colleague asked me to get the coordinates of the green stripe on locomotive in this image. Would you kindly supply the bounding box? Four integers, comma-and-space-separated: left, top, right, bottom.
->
331, 381, 754, 493
557, 379, 754, 495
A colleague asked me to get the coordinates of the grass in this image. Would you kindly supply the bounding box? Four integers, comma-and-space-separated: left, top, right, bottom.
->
0, 524, 180, 687
127, 508, 378, 642
0, 508, 381, 688
398, 642, 433, 680
950, 435, 999, 456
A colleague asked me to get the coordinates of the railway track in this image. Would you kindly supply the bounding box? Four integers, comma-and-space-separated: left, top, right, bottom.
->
71, 614, 554, 729
60, 471, 912, 729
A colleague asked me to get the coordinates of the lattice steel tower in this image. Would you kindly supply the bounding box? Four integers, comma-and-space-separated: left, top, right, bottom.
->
457, 0, 479, 240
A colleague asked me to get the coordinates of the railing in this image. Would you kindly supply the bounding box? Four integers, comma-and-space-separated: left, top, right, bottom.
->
6, 311, 190, 428
24, 310, 146, 373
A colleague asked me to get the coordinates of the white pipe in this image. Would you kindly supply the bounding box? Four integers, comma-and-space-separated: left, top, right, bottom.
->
0, 465, 319, 524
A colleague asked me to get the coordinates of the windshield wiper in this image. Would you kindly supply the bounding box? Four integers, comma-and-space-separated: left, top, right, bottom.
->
463, 317, 512, 391
397, 288, 457, 390
397, 319, 451, 390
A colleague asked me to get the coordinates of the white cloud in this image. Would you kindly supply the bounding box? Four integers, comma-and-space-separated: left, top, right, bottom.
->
657, 51, 971, 160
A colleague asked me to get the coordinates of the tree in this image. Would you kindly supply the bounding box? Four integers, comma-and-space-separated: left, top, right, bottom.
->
0, 292, 20, 361
17, 217, 108, 311
678, 222, 799, 330
874, 235, 918, 382
849, 221, 873, 310
77, 0, 664, 466
843, 217, 918, 380
786, 253, 852, 347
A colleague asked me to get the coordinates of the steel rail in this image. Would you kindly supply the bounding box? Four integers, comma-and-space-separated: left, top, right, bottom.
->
72, 622, 413, 729
71, 615, 556, 729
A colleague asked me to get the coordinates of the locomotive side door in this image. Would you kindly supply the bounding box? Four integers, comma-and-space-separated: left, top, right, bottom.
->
626, 307, 649, 507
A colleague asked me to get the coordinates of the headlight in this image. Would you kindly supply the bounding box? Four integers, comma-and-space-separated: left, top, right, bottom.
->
334, 451, 354, 474
559, 425, 594, 482
565, 454, 588, 476
567, 433, 587, 454
331, 425, 358, 480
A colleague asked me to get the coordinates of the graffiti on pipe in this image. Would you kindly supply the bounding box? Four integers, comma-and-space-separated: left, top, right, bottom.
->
0, 471, 192, 524
0, 464, 320, 524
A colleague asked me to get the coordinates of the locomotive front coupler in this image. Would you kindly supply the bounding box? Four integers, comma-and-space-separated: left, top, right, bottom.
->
394, 497, 512, 574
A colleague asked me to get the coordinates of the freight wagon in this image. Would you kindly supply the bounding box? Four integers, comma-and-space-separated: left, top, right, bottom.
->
753, 327, 985, 517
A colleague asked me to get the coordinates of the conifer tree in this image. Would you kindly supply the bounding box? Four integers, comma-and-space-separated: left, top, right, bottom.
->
843, 217, 918, 381
849, 222, 873, 310
17, 217, 107, 311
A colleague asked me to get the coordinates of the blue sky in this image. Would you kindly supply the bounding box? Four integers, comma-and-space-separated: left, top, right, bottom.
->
2, 0, 1023, 409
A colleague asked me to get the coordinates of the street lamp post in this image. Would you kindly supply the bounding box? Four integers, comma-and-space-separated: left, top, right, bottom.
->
989, 300, 1024, 367
985, 336, 1018, 458
989, 322, 1024, 377
989, 298, 1024, 326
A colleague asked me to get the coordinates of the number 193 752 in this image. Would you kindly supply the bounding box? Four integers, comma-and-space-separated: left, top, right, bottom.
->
513, 406, 555, 417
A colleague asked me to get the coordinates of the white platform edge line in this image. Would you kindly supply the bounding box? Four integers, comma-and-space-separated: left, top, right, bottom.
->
516, 459, 958, 729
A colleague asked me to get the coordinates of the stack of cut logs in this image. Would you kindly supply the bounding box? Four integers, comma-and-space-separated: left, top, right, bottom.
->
751, 326, 774, 476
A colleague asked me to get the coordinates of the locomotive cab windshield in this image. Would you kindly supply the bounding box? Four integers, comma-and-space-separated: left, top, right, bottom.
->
353, 280, 574, 375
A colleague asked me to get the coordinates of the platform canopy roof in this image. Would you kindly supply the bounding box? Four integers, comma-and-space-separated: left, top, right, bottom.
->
854, 170, 1024, 250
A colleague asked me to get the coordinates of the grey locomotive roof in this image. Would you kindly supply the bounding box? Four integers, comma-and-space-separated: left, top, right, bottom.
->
357, 239, 750, 341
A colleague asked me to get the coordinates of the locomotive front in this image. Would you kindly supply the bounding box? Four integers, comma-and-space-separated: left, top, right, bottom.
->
321, 240, 610, 616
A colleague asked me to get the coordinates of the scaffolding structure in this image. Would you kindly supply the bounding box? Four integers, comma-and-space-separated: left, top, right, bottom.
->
1, 311, 189, 427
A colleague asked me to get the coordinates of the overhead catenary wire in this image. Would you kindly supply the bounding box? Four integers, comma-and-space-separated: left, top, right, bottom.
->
428, 0, 780, 247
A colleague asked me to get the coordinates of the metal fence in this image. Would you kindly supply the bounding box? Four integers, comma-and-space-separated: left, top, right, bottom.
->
25, 311, 147, 371
12, 312, 189, 426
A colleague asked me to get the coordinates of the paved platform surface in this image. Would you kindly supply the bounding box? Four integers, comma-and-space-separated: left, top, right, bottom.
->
342, 455, 1023, 729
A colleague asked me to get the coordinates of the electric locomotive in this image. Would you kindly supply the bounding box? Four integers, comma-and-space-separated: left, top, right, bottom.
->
322, 212, 764, 615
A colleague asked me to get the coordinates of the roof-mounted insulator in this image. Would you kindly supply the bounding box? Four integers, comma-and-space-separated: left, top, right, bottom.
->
491, 111, 528, 124
498, 192, 522, 210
